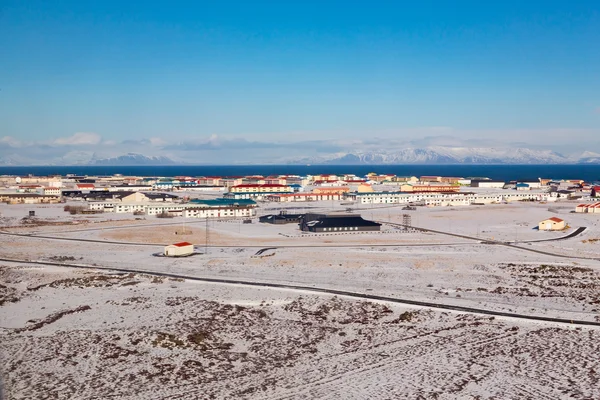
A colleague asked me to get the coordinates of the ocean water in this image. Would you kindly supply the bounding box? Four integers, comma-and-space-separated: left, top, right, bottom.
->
1, 165, 600, 182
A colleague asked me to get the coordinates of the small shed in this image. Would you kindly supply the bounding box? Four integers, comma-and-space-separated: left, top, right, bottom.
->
538, 217, 566, 231
164, 242, 194, 257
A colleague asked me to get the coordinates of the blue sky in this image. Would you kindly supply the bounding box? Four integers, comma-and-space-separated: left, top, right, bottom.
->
1, 1, 599, 163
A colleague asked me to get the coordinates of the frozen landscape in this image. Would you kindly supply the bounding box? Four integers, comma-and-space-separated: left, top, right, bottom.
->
1, 196, 600, 399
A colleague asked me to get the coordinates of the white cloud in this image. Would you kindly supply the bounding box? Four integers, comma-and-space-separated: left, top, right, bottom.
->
149, 137, 166, 146
53, 132, 101, 146
0, 136, 23, 147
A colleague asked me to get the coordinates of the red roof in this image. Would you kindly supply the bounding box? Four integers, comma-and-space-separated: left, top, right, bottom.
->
172, 242, 193, 247
76, 184, 95, 188
234, 184, 288, 188
548, 217, 564, 223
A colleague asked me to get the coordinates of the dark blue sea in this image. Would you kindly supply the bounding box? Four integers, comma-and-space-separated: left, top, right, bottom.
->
1, 165, 600, 182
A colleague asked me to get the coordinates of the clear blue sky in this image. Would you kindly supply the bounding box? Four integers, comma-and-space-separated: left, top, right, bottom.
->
1, 0, 599, 144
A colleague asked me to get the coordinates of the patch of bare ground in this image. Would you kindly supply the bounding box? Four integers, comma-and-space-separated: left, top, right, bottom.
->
0, 283, 20, 306
2, 269, 600, 399
490, 263, 600, 308
14, 305, 92, 333
26, 273, 141, 291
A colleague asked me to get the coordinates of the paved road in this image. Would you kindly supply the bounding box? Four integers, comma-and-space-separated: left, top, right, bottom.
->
1, 222, 596, 261
2, 257, 599, 328
381, 221, 597, 261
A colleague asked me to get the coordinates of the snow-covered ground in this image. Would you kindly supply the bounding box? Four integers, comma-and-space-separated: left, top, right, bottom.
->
1, 197, 600, 399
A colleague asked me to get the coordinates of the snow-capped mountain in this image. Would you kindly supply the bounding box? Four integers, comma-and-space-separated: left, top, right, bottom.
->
90, 153, 176, 166
292, 147, 572, 165
577, 151, 600, 164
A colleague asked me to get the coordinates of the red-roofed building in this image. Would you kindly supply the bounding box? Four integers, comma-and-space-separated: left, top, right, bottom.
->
164, 242, 194, 257
539, 217, 566, 231
76, 183, 95, 190
230, 184, 293, 193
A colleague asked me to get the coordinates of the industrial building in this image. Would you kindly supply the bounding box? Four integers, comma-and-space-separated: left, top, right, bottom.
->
164, 242, 194, 257
300, 213, 381, 233
259, 212, 304, 224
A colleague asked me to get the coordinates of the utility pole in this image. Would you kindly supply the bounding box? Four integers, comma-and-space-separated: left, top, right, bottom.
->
205, 215, 209, 255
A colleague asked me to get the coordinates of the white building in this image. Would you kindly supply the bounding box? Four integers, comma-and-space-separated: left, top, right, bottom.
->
164, 242, 194, 257
184, 206, 255, 218
344, 191, 549, 206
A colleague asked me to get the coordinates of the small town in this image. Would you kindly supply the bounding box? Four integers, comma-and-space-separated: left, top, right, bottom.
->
2, 169, 600, 398
3, 1, 600, 398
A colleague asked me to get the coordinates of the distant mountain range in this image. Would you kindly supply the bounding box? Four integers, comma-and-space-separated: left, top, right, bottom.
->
291, 147, 600, 165
90, 153, 176, 166
1, 147, 600, 166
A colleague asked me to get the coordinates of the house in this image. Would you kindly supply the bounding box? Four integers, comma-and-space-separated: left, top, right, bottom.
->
357, 184, 374, 193
538, 217, 566, 231
164, 242, 194, 257
592, 186, 600, 197
299, 213, 381, 233
576, 203, 600, 213
515, 183, 530, 191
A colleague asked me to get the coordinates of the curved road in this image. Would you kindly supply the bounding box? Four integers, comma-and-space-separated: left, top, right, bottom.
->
1, 257, 599, 328
1, 221, 596, 261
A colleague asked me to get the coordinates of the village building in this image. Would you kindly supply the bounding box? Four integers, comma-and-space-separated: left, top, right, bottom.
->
183, 205, 255, 219
265, 192, 344, 202
313, 186, 351, 195
345, 191, 550, 206
219, 177, 244, 187
42, 187, 62, 196
164, 242, 194, 257
357, 184, 374, 193
575, 203, 600, 213
230, 184, 293, 194
400, 184, 460, 193
0, 193, 61, 204
391, 176, 419, 183
439, 177, 464, 184
538, 217, 566, 231
75, 183, 96, 191
470, 180, 506, 188
419, 176, 442, 183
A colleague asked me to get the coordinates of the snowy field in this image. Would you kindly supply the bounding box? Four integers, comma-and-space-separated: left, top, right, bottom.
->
1, 197, 600, 399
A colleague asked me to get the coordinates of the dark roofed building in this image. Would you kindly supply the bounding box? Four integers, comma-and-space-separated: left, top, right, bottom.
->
259, 212, 304, 224
300, 213, 381, 233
